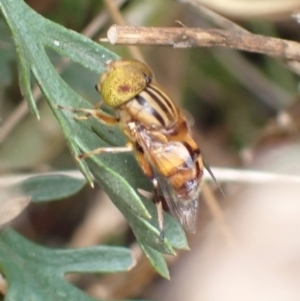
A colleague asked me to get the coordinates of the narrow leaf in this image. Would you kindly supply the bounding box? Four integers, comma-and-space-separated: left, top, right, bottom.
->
15, 175, 86, 203
139, 241, 170, 279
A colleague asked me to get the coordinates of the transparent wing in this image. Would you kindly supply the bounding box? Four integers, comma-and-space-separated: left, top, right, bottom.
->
136, 129, 200, 233
154, 170, 199, 233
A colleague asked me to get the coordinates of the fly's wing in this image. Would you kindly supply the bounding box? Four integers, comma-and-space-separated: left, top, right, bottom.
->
136, 129, 200, 233
154, 170, 199, 233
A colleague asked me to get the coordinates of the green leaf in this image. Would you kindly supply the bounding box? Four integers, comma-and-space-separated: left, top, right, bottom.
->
139, 241, 170, 280
0, 229, 134, 301
0, 0, 189, 278
90, 160, 175, 255
17, 44, 39, 118
0, 0, 152, 218
11, 174, 86, 203
0, 19, 17, 85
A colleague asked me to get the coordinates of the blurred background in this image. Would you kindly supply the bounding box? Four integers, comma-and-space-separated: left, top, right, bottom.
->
2, 0, 300, 300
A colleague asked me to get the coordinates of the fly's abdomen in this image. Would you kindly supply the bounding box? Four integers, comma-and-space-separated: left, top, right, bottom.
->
152, 138, 203, 201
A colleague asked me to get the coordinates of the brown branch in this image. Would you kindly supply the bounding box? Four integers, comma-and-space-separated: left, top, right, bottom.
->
103, 25, 300, 61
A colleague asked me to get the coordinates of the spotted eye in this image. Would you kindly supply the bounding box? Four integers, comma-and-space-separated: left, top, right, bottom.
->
96, 59, 154, 108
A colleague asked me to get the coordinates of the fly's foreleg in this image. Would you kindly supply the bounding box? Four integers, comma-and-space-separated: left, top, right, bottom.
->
56, 104, 123, 160
56, 103, 118, 125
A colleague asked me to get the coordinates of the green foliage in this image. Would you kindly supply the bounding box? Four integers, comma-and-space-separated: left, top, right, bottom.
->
0, 229, 134, 301
0, 2, 188, 299
5, 174, 86, 203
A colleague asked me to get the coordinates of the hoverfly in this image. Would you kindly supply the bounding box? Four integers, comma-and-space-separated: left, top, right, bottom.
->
61, 59, 207, 234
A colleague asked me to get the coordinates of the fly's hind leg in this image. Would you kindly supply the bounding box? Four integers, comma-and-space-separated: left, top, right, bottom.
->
136, 151, 164, 241
76, 142, 134, 161
152, 178, 165, 241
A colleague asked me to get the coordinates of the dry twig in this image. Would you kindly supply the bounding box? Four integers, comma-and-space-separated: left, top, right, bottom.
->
103, 25, 300, 62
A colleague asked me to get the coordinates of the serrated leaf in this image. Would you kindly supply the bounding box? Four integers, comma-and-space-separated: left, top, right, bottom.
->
0, 230, 133, 301
0, 0, 189, 278
0, 229, 134, 301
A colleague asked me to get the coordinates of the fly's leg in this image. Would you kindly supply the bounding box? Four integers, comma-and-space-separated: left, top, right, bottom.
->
56, 104, 118, 125
152, 178, 165, 241
136, 151, 164, 241
92, 101, 102, 110
77, 142, 134, 160
57, 104, 131, 159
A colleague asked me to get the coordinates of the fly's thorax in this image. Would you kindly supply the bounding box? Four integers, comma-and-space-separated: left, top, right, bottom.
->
116, 108, 138, 143
120, 83, 179, 131
164, 113, 189, 140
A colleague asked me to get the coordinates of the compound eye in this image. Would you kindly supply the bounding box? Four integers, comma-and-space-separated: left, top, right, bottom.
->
95, 85, 99, 92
